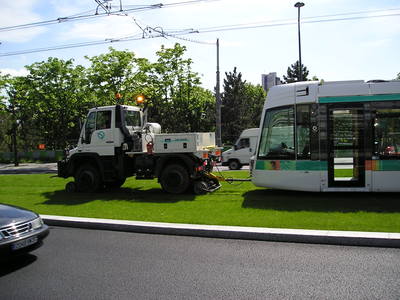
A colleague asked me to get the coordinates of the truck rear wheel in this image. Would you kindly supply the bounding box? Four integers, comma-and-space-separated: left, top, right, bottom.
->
160, 164, 190, 194
75, 164, 101, 193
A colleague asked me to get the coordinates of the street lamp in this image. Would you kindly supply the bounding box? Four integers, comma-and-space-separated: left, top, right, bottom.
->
215, 38, 222, 147
294, 2, 305, 82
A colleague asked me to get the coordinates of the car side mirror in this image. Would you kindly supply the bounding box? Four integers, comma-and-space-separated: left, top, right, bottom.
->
234, 145, 238, 151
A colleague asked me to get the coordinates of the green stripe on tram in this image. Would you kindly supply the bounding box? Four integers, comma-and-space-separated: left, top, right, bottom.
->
319, 94, 400, 104
255, 160, 400, 171
255, 160, 327, 171
375, 160, 400, 171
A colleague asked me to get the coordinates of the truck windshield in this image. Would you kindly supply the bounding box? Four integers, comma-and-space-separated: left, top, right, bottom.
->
124, 110, 141, 127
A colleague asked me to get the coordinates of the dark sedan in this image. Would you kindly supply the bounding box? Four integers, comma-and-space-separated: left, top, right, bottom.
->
0, 204, 49, 256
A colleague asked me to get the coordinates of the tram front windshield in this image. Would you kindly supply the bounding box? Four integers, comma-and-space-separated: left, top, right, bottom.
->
258, 107, 295, 159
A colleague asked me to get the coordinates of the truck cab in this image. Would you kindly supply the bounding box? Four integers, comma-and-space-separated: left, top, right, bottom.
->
72, 105, 155, 156
222, 128, 259, 170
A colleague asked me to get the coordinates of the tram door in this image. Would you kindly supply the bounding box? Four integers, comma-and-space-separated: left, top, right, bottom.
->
327, 106, 365, 187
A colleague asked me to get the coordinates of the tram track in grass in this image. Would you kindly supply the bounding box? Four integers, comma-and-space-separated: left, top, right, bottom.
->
0, 172, 399, 233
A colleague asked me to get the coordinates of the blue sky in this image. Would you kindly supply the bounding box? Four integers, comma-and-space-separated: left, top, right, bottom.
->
0, 0, 399, 90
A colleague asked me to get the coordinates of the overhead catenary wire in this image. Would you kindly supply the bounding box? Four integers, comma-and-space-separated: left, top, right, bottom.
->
0, 10, 399, 57
0, 0, 221, 33
0, 34, 146, 56
138, 20, 215, 45
1, 4, 398, 33
195, 11, 400, 34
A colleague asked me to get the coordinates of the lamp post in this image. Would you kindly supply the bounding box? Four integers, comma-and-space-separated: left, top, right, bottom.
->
215, 38, 222, 147
294, 2, 305, 82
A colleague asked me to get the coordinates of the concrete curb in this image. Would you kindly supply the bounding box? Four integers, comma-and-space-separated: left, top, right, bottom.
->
41, 215, 400, 248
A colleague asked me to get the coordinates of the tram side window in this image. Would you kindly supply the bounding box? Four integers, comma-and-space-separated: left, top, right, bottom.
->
374, 109, 400, 158
258, 106, 295, 159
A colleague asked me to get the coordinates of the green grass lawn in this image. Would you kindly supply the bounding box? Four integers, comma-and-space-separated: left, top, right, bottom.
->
0, 171, 399, 233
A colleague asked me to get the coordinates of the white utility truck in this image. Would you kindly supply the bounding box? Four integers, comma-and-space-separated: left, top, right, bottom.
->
221, 128, 259, 170
57, 104, 221, 194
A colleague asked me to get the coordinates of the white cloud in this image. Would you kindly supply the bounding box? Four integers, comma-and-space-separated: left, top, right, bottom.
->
361, 38, 392, 48
58, 15, 140, 41
0, 0, 47, 43
49, 0, 94, 17
0, 68, 29, 77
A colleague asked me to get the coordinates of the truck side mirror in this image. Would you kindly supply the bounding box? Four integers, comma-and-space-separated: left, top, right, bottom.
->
234, 145, 238, 151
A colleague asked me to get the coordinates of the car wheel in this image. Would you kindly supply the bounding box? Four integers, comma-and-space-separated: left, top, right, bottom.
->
160, 164, 190, 194
65, 181, 77, 193
228, 160, 241, 170
75, 164, 101, 193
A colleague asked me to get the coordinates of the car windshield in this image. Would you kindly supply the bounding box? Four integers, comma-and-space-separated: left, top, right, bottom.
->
124, 110, 141, 127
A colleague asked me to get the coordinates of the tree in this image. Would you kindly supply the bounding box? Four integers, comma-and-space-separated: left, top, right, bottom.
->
85, 47, 149, 106
0, 73, 10, 152
84, 44, 215, 133
396, 72, 400, 80
283, 60, 309, 83
221, 67, 266, 144
145, 43, 214, 133
221, 67, 246, 143
24, 57, 88, 149
241, 82, 266, 129
0, 75, 34, 164
0, 44, 217, 154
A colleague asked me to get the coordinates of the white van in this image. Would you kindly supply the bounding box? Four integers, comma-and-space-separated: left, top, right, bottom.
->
222, 128, 259, 170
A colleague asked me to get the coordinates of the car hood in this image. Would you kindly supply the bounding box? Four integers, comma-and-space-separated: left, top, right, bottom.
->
0, 204, 38, 227
222, 148, 233, 158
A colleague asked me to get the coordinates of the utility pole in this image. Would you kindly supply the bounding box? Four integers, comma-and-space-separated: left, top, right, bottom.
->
215, 38, 222, 147
11, 102, 19, 167
295, 2, 305, 82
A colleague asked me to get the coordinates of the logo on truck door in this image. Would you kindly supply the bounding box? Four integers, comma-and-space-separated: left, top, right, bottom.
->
97, 131, 105, 140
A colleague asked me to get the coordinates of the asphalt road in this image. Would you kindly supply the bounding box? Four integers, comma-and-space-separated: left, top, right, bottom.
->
1, 227, 399, 299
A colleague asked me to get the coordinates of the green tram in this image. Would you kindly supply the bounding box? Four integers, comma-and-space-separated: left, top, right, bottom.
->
252, 80, 400, 192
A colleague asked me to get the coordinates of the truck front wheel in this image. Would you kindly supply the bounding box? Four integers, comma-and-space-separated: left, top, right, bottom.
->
75, 164, 101, 193
160, 164, 190, 194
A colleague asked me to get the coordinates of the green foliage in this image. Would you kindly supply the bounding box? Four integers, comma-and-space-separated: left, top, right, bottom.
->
396, 72, 400, 80
145, 43, 214, 132
85, 47, 149, 105
0, 74, 11, 152
84, 44, 215, 133
25, 58, 88, 148
221, 67, 266, 144
0, 74, 34, 153
283, 60, 310, 83
0, 44, 218, 151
